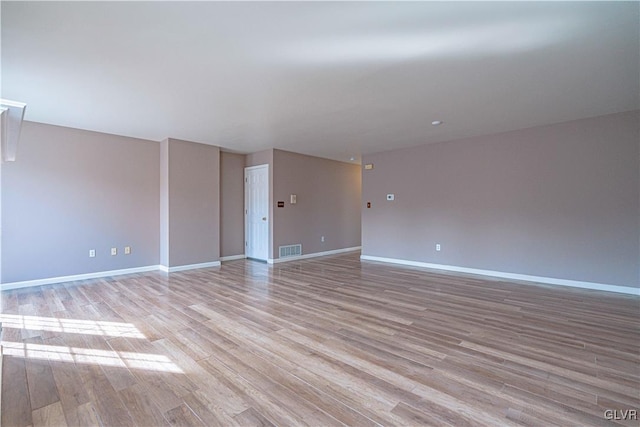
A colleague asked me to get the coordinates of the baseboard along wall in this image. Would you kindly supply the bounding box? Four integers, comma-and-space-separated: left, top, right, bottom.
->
360, 255, 639, 295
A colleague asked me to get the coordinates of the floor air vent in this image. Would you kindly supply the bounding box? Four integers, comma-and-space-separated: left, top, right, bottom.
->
279, 244, 302, 258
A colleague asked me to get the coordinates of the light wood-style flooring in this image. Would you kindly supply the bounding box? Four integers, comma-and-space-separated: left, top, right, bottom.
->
2, 252, 639, 426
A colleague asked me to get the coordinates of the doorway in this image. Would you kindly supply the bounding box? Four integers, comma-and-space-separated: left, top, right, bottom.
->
244, 164, 269, 261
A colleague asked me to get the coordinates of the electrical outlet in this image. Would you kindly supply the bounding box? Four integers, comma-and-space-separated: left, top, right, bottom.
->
89, 249, 96, 258
436, 243, 441, 251
111, 247, 117, 256
321, 236, 325, 242
124, 246, 131, 255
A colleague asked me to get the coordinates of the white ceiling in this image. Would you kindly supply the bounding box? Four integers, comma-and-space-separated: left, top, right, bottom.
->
2, 1, 638, 163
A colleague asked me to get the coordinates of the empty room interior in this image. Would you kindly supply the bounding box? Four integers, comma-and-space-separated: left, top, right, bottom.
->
0, 1, 639, 426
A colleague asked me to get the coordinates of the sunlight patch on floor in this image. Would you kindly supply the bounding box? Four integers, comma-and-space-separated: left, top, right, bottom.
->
0, 314, 145, 338
1, 341, 183, 373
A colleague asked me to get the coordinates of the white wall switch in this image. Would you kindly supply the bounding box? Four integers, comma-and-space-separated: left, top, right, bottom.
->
321, 236, 325, 242
89, 249, 96, 258
124, 246, 131, 255
387, 194, 395, 201
111, 247, 117, 256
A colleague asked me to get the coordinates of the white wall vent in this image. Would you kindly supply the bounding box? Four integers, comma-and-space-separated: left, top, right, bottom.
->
279, 244, 302, 258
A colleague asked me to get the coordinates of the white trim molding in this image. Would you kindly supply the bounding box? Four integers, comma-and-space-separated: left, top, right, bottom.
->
158, 261, 221, 273
268, 246, 361, 264
360, 255, 639, 296
0, 98, 27, 162
0, 265, 159, 291
220, 254, 246, 262
2, 261, 225, 291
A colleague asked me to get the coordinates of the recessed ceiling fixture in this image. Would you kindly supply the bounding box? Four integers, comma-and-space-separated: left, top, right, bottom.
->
431, 120, 443, 126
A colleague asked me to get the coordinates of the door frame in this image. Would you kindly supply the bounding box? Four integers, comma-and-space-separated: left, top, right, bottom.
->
244, 164, 270, 261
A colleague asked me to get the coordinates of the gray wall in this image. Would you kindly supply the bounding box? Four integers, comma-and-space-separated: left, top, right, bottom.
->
272, 149, 361, 258
2, 122, 160, 283
244, 149, 362, 260
2, 124, 362, 282
246, 150, 273, 169
362, 111, 640, 288
161, 138, 220, 268
220, 151, 245, 257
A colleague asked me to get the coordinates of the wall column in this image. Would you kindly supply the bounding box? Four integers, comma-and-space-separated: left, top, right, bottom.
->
160, 138, 220, 271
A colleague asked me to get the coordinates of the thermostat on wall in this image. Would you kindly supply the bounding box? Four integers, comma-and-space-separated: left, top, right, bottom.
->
386, 194, 395, 201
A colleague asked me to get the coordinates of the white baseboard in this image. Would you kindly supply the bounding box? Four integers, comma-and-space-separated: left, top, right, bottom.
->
1, 261, 224, 291
220, 254, 246, 262
158, 261, 221, 273
360, 255, 639, 296
0, 265, 159, 291
268, 246, 361, 264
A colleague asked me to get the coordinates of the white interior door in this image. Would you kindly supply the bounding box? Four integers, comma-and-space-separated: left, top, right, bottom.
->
245, 165, 269, 261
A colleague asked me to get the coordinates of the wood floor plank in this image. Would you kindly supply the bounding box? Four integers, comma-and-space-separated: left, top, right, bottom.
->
106, 337, 185, 413
46, 357, 91, 422
118, 383, 168, 427
83, 363, 136, 426
31, 402, 67, 427
391, 400, 463, 427
180, 391, 236, 427
233, 407, 276, 427
1, 355, 33, 427
196, 356, 309, 426
226, 344, 382, 427
152, 339, 249, 416
164, 403, 205, 427
24, 339, 60, 411
1, 252, 638, 427
67, 402, 103, 427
